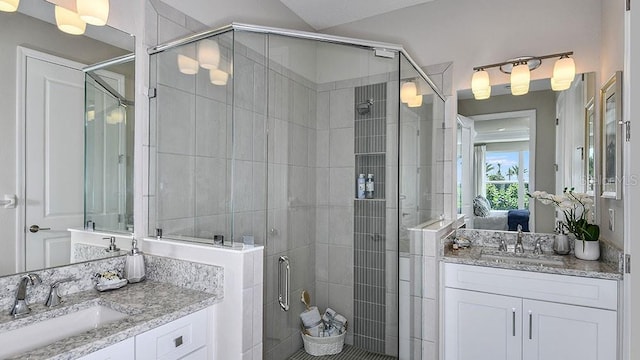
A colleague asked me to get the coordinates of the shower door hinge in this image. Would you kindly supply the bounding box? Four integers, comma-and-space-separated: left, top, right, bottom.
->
621, 121, 631, 141
625, 254, 631, 273
556, 118, 559, 126
627, 0, 630, 11
554, 164, 559, 171
118, 214, 123, 223
147, 87, 157, 99
374, 48, 396, 59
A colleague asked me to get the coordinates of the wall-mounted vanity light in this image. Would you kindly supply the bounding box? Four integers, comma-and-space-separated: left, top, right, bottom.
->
77, 0, 110, 26
471, 51, 575, 100
55, 5, 86, 35
0, 0, 19, 12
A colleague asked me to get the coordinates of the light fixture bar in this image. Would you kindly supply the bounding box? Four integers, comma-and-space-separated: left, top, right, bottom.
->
472, 51, 573, 71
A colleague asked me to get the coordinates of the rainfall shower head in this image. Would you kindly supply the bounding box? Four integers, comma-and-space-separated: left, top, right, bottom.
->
356, 98, 374, 115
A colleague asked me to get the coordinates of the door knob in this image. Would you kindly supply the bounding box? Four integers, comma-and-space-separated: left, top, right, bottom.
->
29, 225, 51, 233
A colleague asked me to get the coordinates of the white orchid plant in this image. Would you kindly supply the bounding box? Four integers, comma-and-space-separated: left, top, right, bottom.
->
528, 187, 600, 241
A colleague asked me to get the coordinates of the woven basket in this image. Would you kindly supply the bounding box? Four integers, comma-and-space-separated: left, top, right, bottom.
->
301, 331, 346, 356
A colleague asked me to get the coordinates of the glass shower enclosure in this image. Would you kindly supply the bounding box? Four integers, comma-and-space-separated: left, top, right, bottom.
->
148, 23, 445, 359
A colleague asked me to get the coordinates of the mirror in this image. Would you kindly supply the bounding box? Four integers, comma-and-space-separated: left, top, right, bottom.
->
0, 0, 135, 277
456, 73, 596, 233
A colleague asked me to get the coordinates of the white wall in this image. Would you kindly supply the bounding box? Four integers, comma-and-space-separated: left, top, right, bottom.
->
324, 0, 603, 92
159, 0, 313, 31
599, 0, 625, 248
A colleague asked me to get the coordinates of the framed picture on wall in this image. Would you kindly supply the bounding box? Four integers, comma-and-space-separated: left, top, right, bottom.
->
585, 98, 596, 197
600, 71, 623, 199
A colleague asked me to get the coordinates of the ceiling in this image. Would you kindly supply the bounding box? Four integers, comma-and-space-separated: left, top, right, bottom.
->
278, 0, 435, 30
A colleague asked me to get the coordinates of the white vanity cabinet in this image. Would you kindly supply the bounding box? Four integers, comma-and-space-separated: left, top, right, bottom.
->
77, 308, 209, 360
136, 308, 209, 360
76, 338, 135, 360
444, 263, 618, 360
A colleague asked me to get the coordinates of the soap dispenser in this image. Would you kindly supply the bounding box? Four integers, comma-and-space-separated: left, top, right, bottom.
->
124, 238, 146, 283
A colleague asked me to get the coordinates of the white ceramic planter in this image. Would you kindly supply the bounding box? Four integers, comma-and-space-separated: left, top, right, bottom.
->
574, 239, 600, 260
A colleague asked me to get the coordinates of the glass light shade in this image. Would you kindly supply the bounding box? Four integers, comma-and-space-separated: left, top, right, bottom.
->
510, 63, 530, 96
553, 57, 575, 84
471, 70, 490, 97
177, 54, 199, 75
55, 6, 86, 35
400, 81, 417, 103
210, 69, 229, 86
198, 40, 220, 69
77, 0, 109, 26
551, 77, 571, 91
473, 87, 491, 100
407, 94, 423, 108
106, 108, 124, 124
0, 0, 19, 12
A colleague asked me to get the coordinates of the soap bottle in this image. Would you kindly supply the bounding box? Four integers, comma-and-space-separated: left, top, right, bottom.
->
357, 174, 366, 199
124, 238, 146, 283
365, 174, 375, 199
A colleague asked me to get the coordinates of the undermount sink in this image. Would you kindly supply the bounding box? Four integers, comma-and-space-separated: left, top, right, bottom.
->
480, 248, 565, 267
0, 305, 128, 358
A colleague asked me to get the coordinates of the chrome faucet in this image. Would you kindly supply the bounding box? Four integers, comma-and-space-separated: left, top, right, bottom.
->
514, 224, 525, 254
498, 237, 508, 252
10, 273, 42, 317
45, 278, 75, 307
533, 239, 543, 255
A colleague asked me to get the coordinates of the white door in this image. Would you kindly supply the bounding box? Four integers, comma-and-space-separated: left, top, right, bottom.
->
444, 288, 522, 360
24, 55, 85, 271
523, 299, 617, 360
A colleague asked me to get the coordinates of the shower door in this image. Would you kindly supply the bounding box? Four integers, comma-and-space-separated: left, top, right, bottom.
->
262, 32, 400, 359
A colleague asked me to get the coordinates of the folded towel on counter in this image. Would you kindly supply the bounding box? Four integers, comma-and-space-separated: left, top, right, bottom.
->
299, 306, 323, 329
321, 307, 347, 335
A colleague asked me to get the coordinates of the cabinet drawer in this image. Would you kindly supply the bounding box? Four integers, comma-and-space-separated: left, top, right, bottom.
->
136, 309, 208, 360
444, 263, 618, 310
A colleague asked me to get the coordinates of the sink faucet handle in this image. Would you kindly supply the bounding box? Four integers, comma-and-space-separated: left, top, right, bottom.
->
46, 278, 76, 307
533, 239, 543, 255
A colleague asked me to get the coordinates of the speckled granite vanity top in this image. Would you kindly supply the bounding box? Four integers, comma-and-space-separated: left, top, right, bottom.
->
444, 245, 622, 280
0, 281, 221, 360
443, 229, 623, 280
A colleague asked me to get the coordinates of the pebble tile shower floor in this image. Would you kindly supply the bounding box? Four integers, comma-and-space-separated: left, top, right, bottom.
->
288, 345, 396, 360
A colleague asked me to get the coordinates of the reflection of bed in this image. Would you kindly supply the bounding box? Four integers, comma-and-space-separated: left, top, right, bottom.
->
473, 209, 530, 231
473, 210, 508, 230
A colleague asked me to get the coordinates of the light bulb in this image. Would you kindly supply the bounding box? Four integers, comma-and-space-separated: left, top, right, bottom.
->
400, 81, 417, 103
198, 39, 220, 69
510, 63, 530, 96
553, 56, 575, 84
177, 54, 199, 75
407, 94, 423, 108
471, 70, 491, 100
55, 6, 86, 35
77, 0, 109, 26
210, 69, 229, 86
0, 0, 19, 12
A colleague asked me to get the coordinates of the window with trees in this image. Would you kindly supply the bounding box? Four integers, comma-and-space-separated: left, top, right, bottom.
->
485, 149, 529, 210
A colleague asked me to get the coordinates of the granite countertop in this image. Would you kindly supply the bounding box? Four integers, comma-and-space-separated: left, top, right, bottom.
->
0, 281, 221, 360
443, 245, 623, 280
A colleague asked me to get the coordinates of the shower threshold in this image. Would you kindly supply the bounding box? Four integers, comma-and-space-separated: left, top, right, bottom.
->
288, 344, 397, 360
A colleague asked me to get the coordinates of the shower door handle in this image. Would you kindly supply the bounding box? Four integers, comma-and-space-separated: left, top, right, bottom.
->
278, 256, 290, 311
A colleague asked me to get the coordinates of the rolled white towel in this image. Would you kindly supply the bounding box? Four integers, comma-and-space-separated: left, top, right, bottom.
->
306, 324, 325, 337
300, 306, 323, 330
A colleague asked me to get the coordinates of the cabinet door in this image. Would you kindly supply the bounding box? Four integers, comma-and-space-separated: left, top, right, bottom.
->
523, 299, 617, 360
136, 309, 208, 360
445, 288, 522, 360
76, 338, 135, 360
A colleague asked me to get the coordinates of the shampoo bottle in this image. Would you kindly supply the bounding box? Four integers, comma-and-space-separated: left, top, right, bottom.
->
365, 174, 375, 199
124, 238, 146, 283
357, 174, 366, 199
